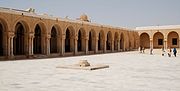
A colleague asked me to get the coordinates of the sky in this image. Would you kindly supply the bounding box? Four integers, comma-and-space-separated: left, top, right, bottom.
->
0, 0, 180, 28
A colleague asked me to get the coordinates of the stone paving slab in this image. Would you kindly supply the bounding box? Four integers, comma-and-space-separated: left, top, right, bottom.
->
56, 64, 109, 70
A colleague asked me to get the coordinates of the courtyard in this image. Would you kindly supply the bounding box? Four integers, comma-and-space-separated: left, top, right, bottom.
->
0, 50, 180, 91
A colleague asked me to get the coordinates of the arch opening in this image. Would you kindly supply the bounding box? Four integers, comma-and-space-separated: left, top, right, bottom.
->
140, 33, 150, 48
78, 30, 82, 52
33, 24, 42, 54
65, 28, 74, 53
50, 26, 58, 53
65, 29, 70, 52
106, 31, 112, 50
120, 33, 124, 50
13, 22, 25, 55
153, 32, 164, 48
0, 23, 3, 56
167, 31, 179, 48
88, 31, 92, 51
114, 32, 119, 50
98, 31, 104, 51
88, 30, 95, 51
77, 28, 86, 52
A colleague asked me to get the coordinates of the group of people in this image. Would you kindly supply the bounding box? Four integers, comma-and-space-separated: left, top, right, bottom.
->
139, 46, 145, 53
139, 46, 178, 57
162, 47, 177, 57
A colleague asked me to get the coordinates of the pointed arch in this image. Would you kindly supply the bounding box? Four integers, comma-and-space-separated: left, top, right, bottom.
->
128, 32, 135, 49
0, 23, 3, 56
114, 32, 119, 50
120, 33, 125, 51
98, 30, 105, 51
88, 29, 96, 51
153, 32, 164, 48
33, 24, 42, 54
140, 33, 150, 48
50, 26, 58, 53
0, 18, 9, 56
106, 31, 112, 50
77, 28, 86, 52
13, 22, 26, 55
167, 31, 179, 48
65, 26, 75, 52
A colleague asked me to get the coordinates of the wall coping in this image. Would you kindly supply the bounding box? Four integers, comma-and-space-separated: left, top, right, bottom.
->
0, 7, 130, 31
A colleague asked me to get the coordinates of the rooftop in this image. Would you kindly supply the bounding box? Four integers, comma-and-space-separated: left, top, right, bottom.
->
135, 25, 180, 30
0, 7, 130, 31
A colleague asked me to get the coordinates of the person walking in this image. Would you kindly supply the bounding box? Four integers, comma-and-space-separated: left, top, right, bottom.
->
139, 46, 142, 53
168, 47, 172, 57
150, 48, 153, 55
173, 48, 177, 57
142, 47, 145, 53
161, 47, 165, 56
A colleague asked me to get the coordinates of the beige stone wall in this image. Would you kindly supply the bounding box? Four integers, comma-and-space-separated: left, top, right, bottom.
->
140, 33, 150, 48
0, 10, 138, 60
138, 28, 180, 49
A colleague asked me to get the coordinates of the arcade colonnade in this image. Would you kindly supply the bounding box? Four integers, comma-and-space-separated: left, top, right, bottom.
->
138, 26, 180, 49
0, 9, 139, 60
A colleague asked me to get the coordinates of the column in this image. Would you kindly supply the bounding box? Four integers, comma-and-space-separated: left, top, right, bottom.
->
74, 36, 78, 55
104, 39, 106, 53
150, 38, 153, 49
46, 34, 51, 55
28, 33, 34, 57
61, 35, 65, 56
117, 40, 120, 51
123, 42, 126, 51
112, 39, 114, 52
164, 38, 167, 50
95, 37, 98, 53
85, 37, 88, 54
7, 32, 14, 59
179, 39, 180, 48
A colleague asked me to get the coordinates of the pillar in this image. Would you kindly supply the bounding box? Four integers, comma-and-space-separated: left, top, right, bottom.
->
7, 31, 14, 59
61, 35, 65, 56
104, 39, 106, 53
85, 37, 88, 54
28, 33, 34, 57
95, 37, 98, 53
164, 38, 167, 50
150, 38, 153, 49
117, 40, 120, 51
179, 39, 180, 48
46, 34, 51, 55
74, 36, 78, 55
123, 42, 126, 51
112, 39, 114, 52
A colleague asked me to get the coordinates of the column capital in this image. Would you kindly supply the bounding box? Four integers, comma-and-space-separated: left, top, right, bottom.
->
150, 38, 153, 41
62, 35, 66, 39
83, 36, 89, 40
29, 33, 34, 38
75, 36, 78, 40
96, 37, 99, 40
47, 34, 51, 39
8, 31, 15, 38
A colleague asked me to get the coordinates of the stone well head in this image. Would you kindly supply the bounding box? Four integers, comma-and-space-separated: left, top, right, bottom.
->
78, 60, 90, 67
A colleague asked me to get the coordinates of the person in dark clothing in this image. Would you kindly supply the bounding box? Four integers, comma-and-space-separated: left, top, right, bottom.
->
173, 48, 177, 57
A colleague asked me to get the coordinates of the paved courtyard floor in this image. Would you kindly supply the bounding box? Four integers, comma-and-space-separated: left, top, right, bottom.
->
0, 50, 180, 91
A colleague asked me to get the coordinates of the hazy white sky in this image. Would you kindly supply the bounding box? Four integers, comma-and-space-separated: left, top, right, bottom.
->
0, 0, 180, 28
